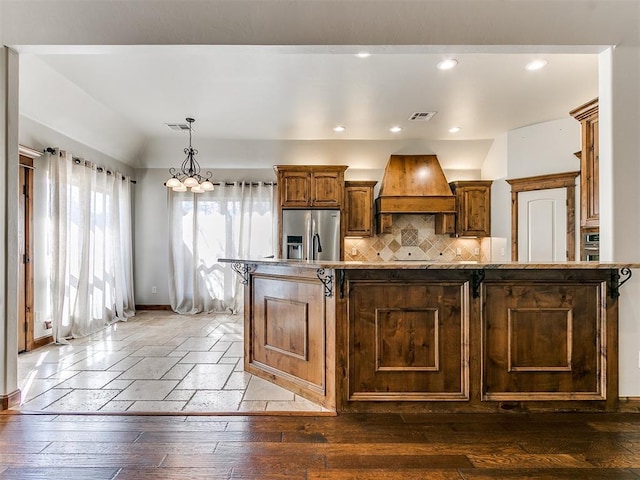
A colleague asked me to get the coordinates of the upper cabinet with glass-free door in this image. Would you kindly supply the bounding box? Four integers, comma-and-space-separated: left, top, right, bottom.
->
570, 98, 599, 228
344, 181, 377, 237
274, 165, 348, 208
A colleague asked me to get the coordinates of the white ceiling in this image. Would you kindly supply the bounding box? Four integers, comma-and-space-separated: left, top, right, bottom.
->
18, 46, 598, 169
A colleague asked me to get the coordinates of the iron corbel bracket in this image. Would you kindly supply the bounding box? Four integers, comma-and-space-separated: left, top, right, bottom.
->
231, 263, 257, 285
610, 266, 632, 299
316, 268, 334, 297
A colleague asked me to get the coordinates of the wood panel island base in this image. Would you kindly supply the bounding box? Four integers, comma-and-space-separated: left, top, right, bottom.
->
221, 259, 634, 414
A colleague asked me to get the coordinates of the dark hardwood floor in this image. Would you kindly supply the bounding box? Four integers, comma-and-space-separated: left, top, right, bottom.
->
1, 411, 639, 479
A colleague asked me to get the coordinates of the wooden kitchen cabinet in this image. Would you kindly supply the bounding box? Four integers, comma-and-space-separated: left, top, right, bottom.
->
570, 98, 599, 228
344, 181, 377, 237
436, 180, 492, 237
274, 165, 348, 208
228, 259, 621, 413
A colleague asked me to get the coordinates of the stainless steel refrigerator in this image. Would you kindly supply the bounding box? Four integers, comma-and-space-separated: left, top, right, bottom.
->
282, 209, 341, 261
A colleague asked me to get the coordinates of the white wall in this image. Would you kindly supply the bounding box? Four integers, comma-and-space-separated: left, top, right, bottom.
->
481, 133, 509, 261
19, 55, 145, 165
0, 48, 20, 403
599, 46, 640, 397
20, 116, 135, 177
507, 117, 580, 179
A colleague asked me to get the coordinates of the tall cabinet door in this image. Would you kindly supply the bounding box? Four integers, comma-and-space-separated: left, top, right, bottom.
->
570, 98, 599, 228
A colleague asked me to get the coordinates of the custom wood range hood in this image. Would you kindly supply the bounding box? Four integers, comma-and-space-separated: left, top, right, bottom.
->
375, 154, 455, 233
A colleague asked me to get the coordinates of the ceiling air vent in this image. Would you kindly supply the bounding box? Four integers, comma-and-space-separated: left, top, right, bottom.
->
408, 111, 437, 122
165, 123, 192, 131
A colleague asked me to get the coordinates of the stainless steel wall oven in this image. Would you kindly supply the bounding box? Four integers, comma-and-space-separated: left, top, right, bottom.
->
581, 232, 599, 261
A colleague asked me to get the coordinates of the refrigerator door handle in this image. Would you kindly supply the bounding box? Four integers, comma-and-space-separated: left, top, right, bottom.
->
305, 213, 313, 261
312, 233, 322, 260
310, 217, 317, 260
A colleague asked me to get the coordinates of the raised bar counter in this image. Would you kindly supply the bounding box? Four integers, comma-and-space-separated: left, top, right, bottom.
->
220, 258, 636, 413
223, 257, 636, 269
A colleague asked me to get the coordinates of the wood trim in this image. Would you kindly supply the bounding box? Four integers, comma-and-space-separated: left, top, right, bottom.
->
618, 397, 640, 412
506, 171, 580, 261
19, 154, 34, 168
0, 389, 21, 410
273, 165, 349, 173
506, 171, 580, 193
135, 304, 173, 311
32, 335, 53, 349
569, 98, 598, 122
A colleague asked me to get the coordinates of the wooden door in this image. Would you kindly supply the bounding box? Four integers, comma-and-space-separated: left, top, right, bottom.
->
344, 181, 375, 237
17, 161, 34, 353
457, 184, 491, 237
517, 188, 567, 262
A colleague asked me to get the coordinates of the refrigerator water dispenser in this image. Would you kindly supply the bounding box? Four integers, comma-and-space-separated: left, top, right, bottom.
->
286, 235, 303, 260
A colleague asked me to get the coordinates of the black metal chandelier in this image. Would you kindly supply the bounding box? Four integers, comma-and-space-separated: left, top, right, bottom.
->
165, 117, 214, 193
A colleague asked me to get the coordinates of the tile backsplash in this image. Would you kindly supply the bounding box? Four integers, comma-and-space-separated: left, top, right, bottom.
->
344, 214, 484, 262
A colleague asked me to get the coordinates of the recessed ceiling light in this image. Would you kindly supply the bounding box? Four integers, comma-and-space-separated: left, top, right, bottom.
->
448, 126, 461, 133
525, 59, 548, 71
437, 59, 458, 70
355, 52, 371, 58
389, 126, 403, 133
333, 125, 346, 133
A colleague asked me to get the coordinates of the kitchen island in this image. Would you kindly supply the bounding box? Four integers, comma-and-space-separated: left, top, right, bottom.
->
220, 258, 635, 413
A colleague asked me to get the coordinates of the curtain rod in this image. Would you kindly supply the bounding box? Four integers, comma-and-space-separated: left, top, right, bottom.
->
212, 181, 276, 186
44, 147, 137, 184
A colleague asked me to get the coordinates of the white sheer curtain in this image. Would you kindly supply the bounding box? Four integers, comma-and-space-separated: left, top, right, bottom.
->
168, 182, 275, 314
48, 150, 135, 343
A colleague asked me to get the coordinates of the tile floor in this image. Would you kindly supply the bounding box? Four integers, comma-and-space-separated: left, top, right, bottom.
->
15, 311, 328, 413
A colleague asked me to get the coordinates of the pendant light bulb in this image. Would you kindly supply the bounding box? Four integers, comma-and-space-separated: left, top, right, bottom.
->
201, 180, 215, 191
183, 176, 199, 188
166, 177, 181, 188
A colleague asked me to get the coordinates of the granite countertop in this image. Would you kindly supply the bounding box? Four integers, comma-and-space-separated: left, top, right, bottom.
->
218, 258, 640, 270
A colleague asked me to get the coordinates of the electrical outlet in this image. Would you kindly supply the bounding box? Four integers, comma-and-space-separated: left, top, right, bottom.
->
474, 248, 480, 255
500, 248, 505, 257
151, 286, 157, 294
351, 246, 357, 256
456, 248, 462, 256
